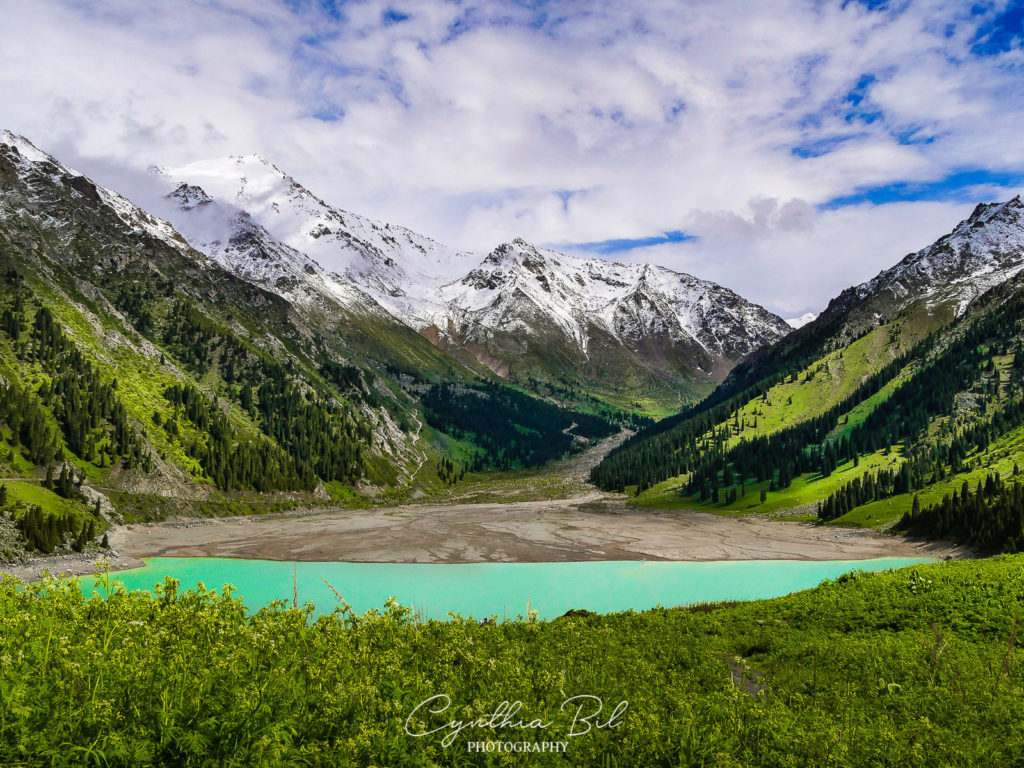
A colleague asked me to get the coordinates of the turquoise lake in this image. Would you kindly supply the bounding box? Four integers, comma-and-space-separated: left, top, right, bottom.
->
89, 556, 936, 621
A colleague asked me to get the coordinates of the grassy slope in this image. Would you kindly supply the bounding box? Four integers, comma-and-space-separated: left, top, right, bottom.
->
2, 480, 91, 519
636, 446, 906, 521
706, 311, 938, 451
630, 314, 937, 517
842, 419, 1024, 527
628, 304, 1024, 532
3, 238, 506, 518
3, 556, 1024, 765
7, 277, 268, 488
637, 414, 1024, 531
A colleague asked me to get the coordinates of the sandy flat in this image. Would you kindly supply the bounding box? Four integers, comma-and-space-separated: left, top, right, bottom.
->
107, 494, 966, 566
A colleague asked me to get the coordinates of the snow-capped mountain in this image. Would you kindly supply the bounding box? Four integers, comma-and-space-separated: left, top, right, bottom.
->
154, 154, 477, 323
0, 130, 192, 258
0, 130, 456, 495
428, 238, 790, 376
723, 193, 1024, 401
154, 153, 791, 397
820, 195, 1024, 334
161, 181, 377, 311
786, 313, 817, 329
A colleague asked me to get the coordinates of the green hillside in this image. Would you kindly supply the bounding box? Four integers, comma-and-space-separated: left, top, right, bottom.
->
594, 273, 1024, 553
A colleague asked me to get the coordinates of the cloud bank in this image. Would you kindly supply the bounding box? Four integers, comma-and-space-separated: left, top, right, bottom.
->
1, 0, 1023, 314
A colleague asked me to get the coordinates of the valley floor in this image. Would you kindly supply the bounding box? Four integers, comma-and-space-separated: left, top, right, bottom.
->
1, 428, 971, 582
106, 497, 966, 567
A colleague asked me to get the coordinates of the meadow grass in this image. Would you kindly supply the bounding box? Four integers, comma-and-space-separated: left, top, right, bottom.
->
2, 556, 1023, 765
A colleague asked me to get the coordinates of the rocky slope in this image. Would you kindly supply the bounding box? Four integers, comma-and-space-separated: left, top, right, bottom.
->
0, 130, 630, 536
819, 195, 1024, 337
427, 238, 790, 385
595, 192, 1024, 509
0, 130, 433, 510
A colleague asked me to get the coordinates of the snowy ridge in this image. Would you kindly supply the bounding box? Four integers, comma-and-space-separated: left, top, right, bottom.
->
161, 182, 371, 311
0, 131, 190, 253
838, 195, 1024, 318
153, 155, 791, 374
155, 154, 476, 323
1, 132, 795, 384
432, 239, 791, 360
787, 313, 817, 329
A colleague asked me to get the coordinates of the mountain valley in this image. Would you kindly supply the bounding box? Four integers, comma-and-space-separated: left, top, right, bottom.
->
3, 126, 1024, 565
0, 130, 791, 564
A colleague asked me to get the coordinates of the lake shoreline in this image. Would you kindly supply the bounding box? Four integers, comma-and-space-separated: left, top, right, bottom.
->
1, 493, 972, 583
0, 548, 144, 583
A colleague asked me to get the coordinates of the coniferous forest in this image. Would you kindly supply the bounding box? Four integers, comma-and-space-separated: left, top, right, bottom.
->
421, 381, 617, 470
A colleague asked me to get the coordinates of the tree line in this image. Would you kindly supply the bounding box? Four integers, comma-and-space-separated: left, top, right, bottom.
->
897, 472, 1024, 553
594, 288, 1024, 510
590, 333, 931, 493
0, 293, 149, 472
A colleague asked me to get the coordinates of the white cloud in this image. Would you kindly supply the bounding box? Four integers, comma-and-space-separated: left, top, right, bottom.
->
1, 0, 1022, 314
596, 199, 981, 317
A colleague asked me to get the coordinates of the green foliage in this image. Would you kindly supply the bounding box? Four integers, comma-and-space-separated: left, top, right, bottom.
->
3, 558, 1024, 765
422, 381, 618, 470
0, 274, 372, 497
0, 476, 100, 558
0, 377, 60, 466
605, 278, 1024, 552
591, 330, 928, 493
899, 473, 1024, 553
0, 293, 149, 471
163, 382, 307, 492
158, 300, 369, 488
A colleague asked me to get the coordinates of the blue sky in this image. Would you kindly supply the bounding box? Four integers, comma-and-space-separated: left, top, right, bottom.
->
1, 0, 1023, 315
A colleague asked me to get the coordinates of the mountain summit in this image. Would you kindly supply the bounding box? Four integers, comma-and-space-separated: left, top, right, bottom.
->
156, 154, 790, 408
819, 194, 1024, 341
428, 238, 790, 387
155, 154, 477, 322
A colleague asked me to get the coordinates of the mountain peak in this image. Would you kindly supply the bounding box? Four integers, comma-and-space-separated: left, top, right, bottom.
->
965, 195, 1024, 227
226, 151, 275, 167
814, 192, 1024, 343
0, 131, 188, 253
786, 312, 817, 329
168, 183, 213, 211
1, 130, 61, 166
